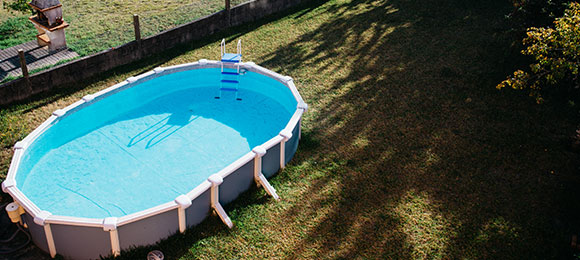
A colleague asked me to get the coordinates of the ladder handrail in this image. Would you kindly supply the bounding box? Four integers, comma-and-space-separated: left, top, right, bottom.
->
220, 39, 226, 58
236, 39, 242, 73
217, 39, 242, 100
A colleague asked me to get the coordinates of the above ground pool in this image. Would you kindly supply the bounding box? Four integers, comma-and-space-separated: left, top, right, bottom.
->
2, 60, 307, 259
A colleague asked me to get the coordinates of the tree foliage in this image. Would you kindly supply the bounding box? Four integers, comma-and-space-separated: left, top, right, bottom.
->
497, 2, 580, 103
508, 0, 571, 28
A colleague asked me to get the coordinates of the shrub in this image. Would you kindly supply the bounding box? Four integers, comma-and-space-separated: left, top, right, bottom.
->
2, 0, 32, 13
497, 2, 580, 103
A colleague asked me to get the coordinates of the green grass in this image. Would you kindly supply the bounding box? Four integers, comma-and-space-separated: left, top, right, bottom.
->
2, 0, 580, 259
62, 0, 228, 56
0, 16, 35, 49
0, 0, 235, 55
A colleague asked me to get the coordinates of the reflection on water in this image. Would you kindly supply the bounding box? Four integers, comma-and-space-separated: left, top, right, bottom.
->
17, 85, 292, 218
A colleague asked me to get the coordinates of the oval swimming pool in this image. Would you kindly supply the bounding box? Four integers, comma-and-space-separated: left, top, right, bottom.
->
2, 60, 307, 259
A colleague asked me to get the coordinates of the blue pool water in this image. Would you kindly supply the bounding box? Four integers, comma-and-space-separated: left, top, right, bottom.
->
16, 68, 296, 218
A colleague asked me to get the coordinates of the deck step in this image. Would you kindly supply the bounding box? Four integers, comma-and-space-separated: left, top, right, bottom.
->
220, 87, 238, 92
221, 71, 239, 75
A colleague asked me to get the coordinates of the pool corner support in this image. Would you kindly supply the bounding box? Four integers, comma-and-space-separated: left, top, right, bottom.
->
34, 210, 57, 258
175, 195, 192, 233
103, 217, 121, 257
279, 130, 293, 170
252, 146, 280, 201
208, 175, 233, 228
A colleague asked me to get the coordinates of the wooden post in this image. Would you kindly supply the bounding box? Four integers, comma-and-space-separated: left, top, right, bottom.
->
18, 49, 29, 78
133, 14, 141, 42
225, 0, 231, 25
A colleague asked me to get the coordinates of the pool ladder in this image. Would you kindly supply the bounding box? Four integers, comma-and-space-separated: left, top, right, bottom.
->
216, 39, 242, 100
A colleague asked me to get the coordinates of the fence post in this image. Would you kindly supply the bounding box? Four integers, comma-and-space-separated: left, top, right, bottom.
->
18, 49, 29, 78
133, 14, 142, 58
133, 14, 141, 42
225, 0, 231, 26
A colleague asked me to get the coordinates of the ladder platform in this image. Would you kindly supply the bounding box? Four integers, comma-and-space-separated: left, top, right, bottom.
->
221, 71, 239, 75
221, 79, 239, 84
220, 87, 238, 92
221, 53, 242, 63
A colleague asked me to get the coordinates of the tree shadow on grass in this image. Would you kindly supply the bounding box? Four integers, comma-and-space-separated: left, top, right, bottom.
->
0, 1, 329, 259
3, 0, 580, 258
258, 0, 580, 258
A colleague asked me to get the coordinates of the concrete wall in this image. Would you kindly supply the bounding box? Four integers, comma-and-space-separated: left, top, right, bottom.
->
0, 0, 303, 106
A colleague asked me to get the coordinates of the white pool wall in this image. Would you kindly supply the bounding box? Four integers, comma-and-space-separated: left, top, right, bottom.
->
2, 60, 306, 259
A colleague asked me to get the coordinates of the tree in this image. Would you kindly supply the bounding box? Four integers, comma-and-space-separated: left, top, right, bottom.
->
497, 2, 580, 103
508, 0, 571, 28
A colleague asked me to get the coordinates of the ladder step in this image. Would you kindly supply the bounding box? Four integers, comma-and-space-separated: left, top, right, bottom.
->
220, 87, 238, 92
221, 53, 242, 63
221, 71, 239, 75
221, 79, 239, 84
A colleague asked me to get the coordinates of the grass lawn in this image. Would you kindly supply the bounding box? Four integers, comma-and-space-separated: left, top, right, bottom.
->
2, 0, 580, 259
0, 0, 239, 55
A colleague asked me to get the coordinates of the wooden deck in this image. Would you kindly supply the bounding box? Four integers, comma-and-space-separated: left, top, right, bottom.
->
0, 41, 78, 81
